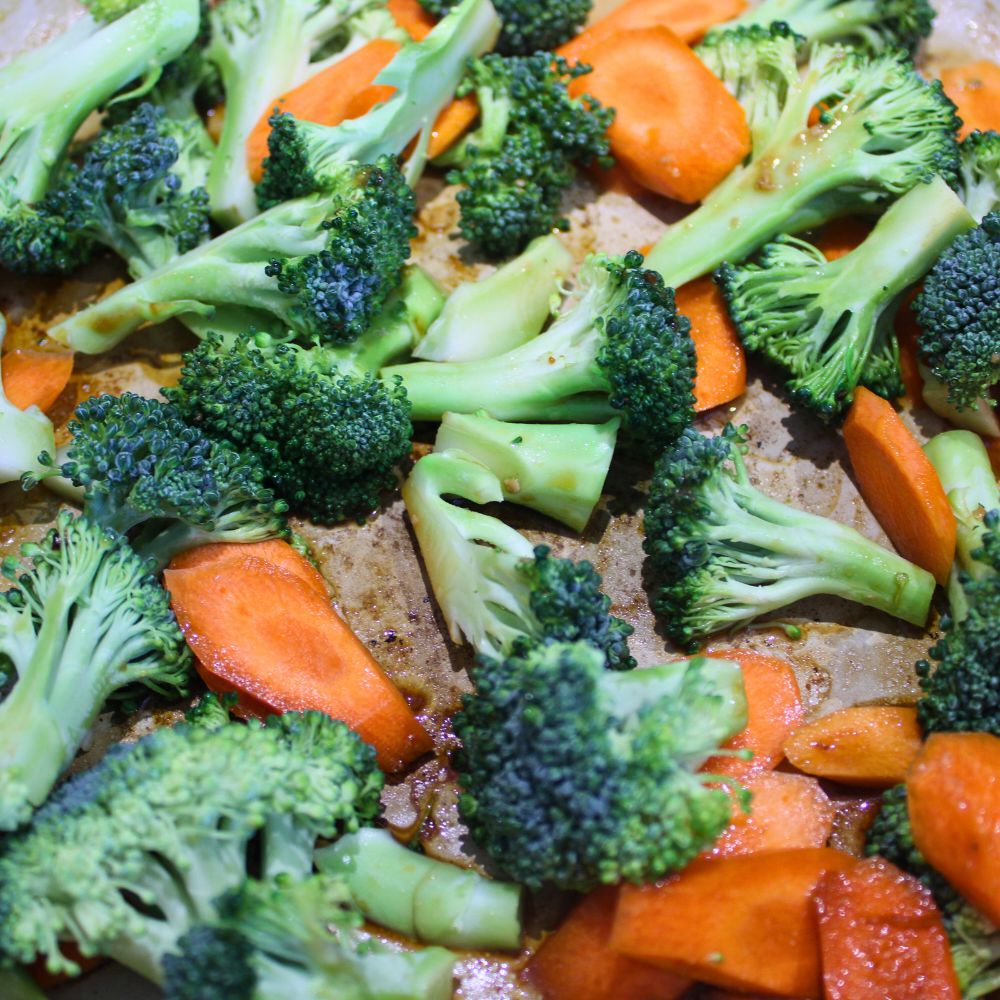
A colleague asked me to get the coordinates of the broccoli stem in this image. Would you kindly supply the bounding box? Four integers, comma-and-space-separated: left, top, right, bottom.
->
316, 828, 523, 951
725, 0, 892, 43
434, 411, 619, 531
0, 319, 55, 486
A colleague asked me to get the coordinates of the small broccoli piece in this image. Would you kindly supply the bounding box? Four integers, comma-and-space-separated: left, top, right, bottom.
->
162, 926, 258, 1000
256, 0, 500, 206
454, 641, 747, 890
384, 252, 696, 450
0, 712, 382, 981
0, 320, 55, 487
719, 177, 975, 419
185, 691, 239, 728
643, 424, 937, 648
0, 511, 191, 830
645, 39, 960, 288
420, 0, 590, 54
51, 160, 416, 354
403, 450, 634, 663
915, 211, 1000, 413
437, 53, 613, 258
434, 410, 619, 532
955, 129, 1000, 223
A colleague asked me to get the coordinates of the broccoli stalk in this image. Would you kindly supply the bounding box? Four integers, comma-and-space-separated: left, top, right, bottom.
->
0, 512, 191, 831
316, 828, 523, 951
383, 252, 697, 450
956, 129, 1000, 223
719, 176, 975, 419
0, 321, 55, 487
644, 40, 960, 288
414, 234, 573, 362
643, 424, 937, 648
434, 410, 619, 532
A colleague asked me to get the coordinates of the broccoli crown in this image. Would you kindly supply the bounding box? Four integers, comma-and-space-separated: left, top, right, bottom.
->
420, 0, 590, 53
0, 712, 383, 978
955, 129, 1000, 222
165, 333, 413, 524
0, 184, 94, 275
163, 925, 257, 1000
454, 641, 746, 890
56, 392, 289, 569
916, 211, 1000, 412
445, 52, 613, 258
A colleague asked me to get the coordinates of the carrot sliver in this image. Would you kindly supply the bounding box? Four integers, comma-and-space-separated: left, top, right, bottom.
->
814, 857, 961, 999
843, 387, 957, 585
165, 556, 433, 772
427, 94, 479, 159
2, 349, 74, 413
908, 732, 1000, 927
567, 27, 750, 203
986, 438, 1000, 479
525, 887, 691, 1000
814, 217, 872, 261
675, 277, 746, 411
388, 0, 437, 40
940, 61, 1000, 138
894, 286, 924, 405
610, 848, 857, 996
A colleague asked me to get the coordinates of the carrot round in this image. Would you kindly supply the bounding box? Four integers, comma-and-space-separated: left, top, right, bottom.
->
611, 848, 857, 996
525, 887, 691, 1000
567, 26, 750, 204
388, 0, 437, 40
675, 276, 746, 411
782, 705, 923, 788
165, 556, 433, 772
940, 61, 1000, 138
843, 386, 957, 585
908, 732, 1000, 927
2, 349, 73, 413
814, 857, 961, 999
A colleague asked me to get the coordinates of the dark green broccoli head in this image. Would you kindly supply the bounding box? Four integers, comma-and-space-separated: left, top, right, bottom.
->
420, 0, 590, 53
916, 211, 1000, 412
163, 926, 257, 1000
165, 333, 413, 524
955, 129, 1000, 222
454, 640, 746, 890
0, 186, 94, 275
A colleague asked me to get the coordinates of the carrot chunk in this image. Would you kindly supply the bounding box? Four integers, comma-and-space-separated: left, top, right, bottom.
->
940, 61, 1000, 138
388, 0, 437, 40
2, 349, 73, 413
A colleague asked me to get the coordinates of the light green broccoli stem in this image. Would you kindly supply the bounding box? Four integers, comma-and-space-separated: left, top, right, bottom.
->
716, 0, 896, 45
414, 235, 573, 362
0, 969, 46, 1000
434, 411, 619, 532
316, 828, 523, 951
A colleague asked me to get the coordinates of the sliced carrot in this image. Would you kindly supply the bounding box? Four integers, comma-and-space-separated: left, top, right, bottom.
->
705, 771, 835, 859
986, 438, 1000, 479
814, 217, 872, 262
814, 857, 961, 999
567, 27, 750, 204
783, 705, 922, 788
2, 349, 74, 413
165, 556, 433, 772
940, 61, 1000, 138
702, 992, 810, 1000
908, 732, 1000, 927
525, 887, 691, 1000
843, 386, 957, 585
702, 649, 804, 779
427, 93, 479, 159
895, 285, 924, 405
388, 0, 437, 40
611, 848, 857, 996
675, 276, 746, 412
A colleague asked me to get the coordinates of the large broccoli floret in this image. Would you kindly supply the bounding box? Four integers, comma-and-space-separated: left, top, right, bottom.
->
0, 320, 55, 487
955, 129, 1000, 223
643, 424, 936, 648
454, 641, 747, 890
256, 0, 501, 206
0, 511, 191, 831
719, 176, 974, 419
645, 38, 960, 288
437, 53, 613, 258
419, 0, 590, 54
384, 252, 697, 450
915, 211, 1000, 413
0, 712, 382, 982
51, 160, 416, 354
403, 451, 635, 664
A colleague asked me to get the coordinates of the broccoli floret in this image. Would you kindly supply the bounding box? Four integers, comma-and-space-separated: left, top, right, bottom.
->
30, 393, 288, 571
0, 511, 191, 830
185, 691, 239, 728
164, 875, 456, 1000
955, 129, 1000, 223
0, 320, 55, 487
256, 0, 500, 206
645, 39, 960, 288
384, 252, 696, 449
454, 641, 747, 890
420, 0, 590, 54
0, 0, 200, 274
915, 211, 1000, 413
643, 424, 937, 648
433, 410, 620, 532
51, 160, 416, 354
437, 53, 613, 258
719, 176, 974, 419
0, 712, 382, 981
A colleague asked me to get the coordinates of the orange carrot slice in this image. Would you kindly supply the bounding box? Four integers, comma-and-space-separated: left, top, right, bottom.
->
2, 349, 73, 413
843, 386, 957, 585
388, 0, 437, 40
894, 285, 924, 405
427, 93, 479, 159
940, 61, 1000, 138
